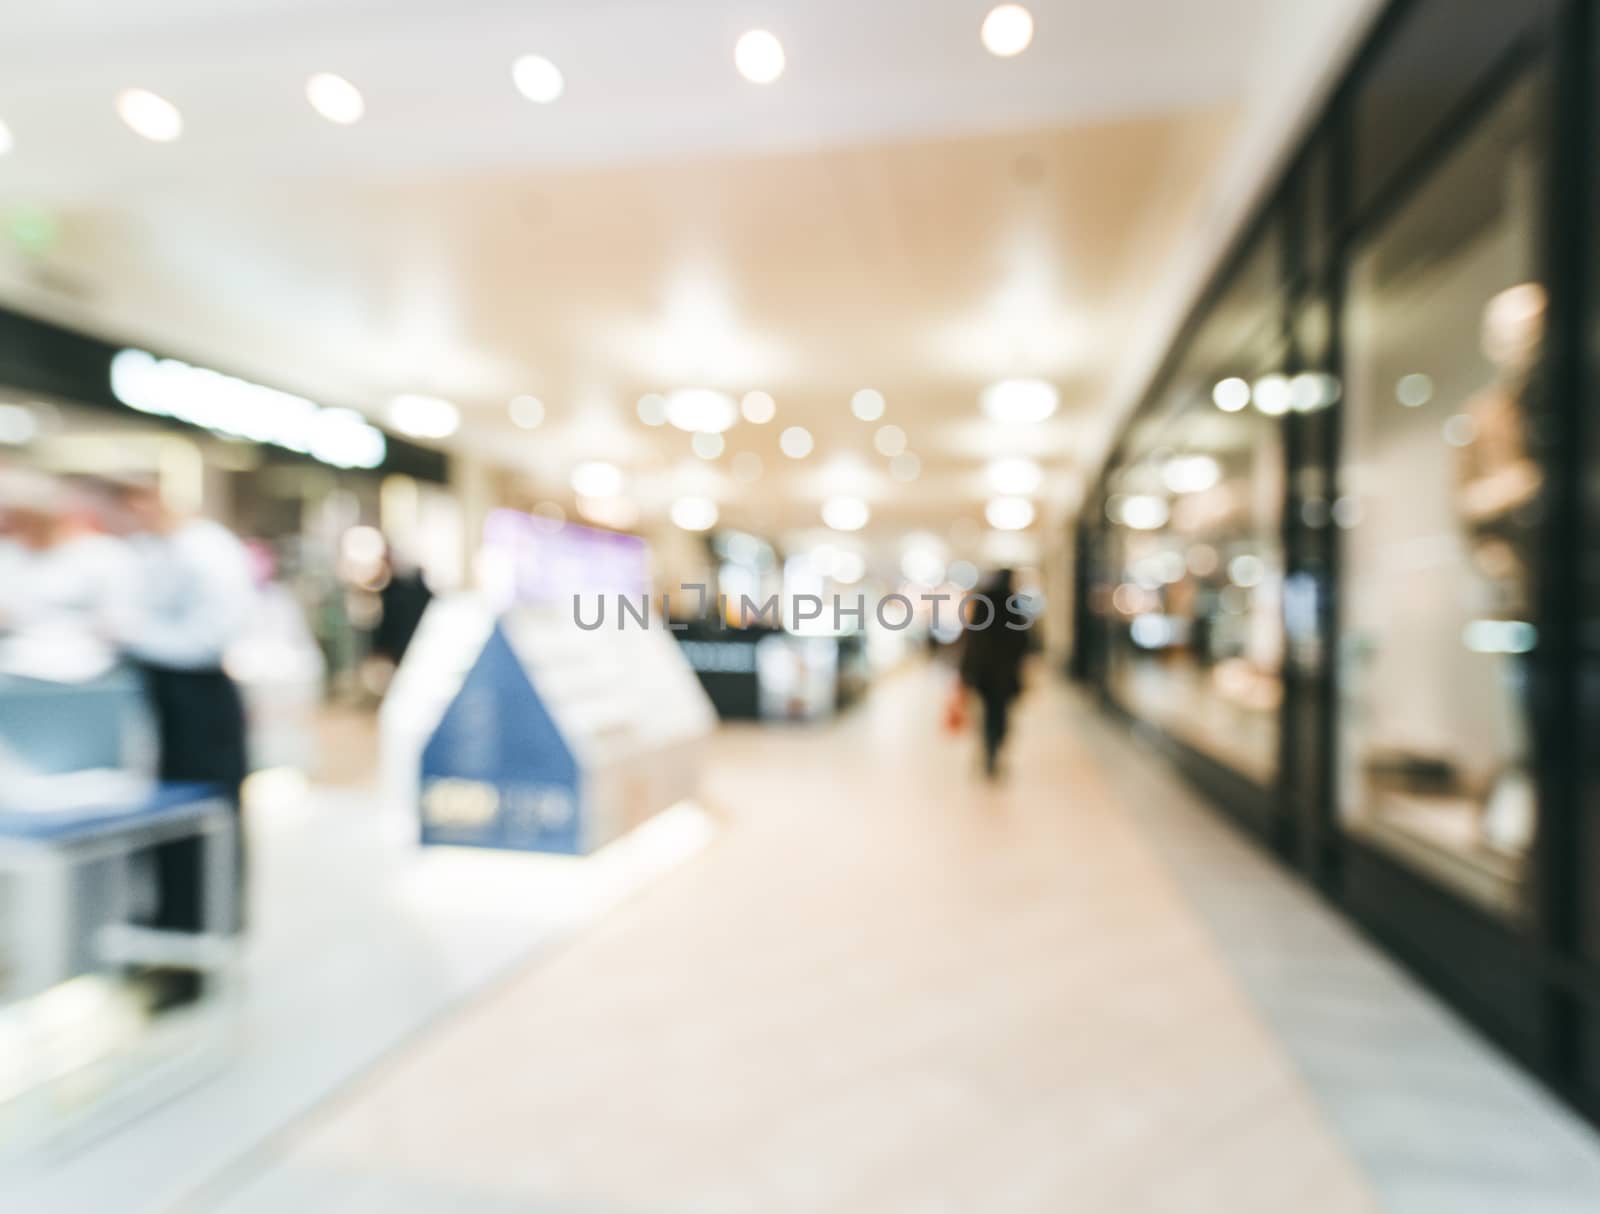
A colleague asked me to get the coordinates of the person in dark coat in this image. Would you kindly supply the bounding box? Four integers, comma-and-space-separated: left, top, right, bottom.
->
373, 548, 433, 668
957, 568, 1035, 779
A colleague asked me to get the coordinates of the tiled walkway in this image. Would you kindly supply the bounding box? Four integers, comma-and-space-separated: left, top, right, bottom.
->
172, 668, 1600, 1210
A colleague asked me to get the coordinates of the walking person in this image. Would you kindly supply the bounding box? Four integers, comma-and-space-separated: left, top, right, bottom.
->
957, 569, 1034, 780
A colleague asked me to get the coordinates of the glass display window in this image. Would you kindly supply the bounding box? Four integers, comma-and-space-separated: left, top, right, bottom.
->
1338, 75, 1545, 918
1102, 336, 1292, 784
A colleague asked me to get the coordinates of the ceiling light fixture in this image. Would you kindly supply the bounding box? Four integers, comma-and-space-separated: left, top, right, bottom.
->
740, 390, 776, 424
116, 88, 183, 142
779, 426, 814, 459
985, 496, 1036, 531
850, 388, 886, 421
874, 424, 907, 457
306, 73, 364, 125
986, 456, 1042, 494
1161, 454, 1221, 495
692, 431, 726, 459
822, 496, 870, 532
509, 395, 545, 429
980, 378, 1057, 423
981, 5, 1035, 57
1252, 373, 1292, 416
571, 460, 624, 498
1212, 377, 1251, 412
735, 30, 786, 84
1118, 494, 1169, 531
671, 496, 719, 532
386, 393, 459, 439
1395, 373, 1434, 408
666, 388, 738, 433
637, 393, 668, 426
512, 54, 565, 104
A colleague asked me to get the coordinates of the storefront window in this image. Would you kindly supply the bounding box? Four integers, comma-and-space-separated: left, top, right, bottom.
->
1104, 397, 1286, 784
1338, 77, 1544, 918
1101, 229, 1293, 786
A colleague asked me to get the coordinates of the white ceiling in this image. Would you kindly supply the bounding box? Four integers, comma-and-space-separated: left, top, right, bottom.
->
0, 0, 1377, 548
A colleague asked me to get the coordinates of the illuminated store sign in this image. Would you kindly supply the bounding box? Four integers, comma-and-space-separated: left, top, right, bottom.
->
109, 347, 387, 469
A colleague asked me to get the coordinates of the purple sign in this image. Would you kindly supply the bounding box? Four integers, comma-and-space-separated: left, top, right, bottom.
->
481, 509, 650, 611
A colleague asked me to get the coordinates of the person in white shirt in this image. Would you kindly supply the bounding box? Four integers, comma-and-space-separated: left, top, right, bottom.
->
0, 468, 134, 681
100, 474, 257, 939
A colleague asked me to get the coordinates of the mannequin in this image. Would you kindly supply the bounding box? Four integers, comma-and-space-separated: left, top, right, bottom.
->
1454, 281, 1543, 856
1456, 281, 1544, 617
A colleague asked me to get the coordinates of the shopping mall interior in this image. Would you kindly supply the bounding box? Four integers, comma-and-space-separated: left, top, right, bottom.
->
4, 1, 1600, 1210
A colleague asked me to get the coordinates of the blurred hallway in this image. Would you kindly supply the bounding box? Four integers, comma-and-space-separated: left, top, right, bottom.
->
176, 668, 1600, 1214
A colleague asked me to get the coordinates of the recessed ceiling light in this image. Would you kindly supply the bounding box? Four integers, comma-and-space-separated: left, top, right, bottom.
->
386, 393, 459, 439
306, 73, 364, 125
890, 452, 921, 482
981, 5, 1035, 57
509, 395, 545, 429
512, 54, 565, 104
1212, 377, 1251, 412
1395, 373, 1433, 408
116, 88, 183, 143
637, 393, 668, 426
980, 378, 1057, 423
692, 431, 726, 460
985, 495, 1036, 531
735, 30, 786, 84
850, 388, 886, 421
571, 460, 623, 498
741, 390, 776, 424
671, 495, 719, 532
1117, 494, 1169, 531
1252, 373, 1292, 416
1162, 454, 1220, 495
0, 119, 13, 156
874, 424, 907, 457
822, 496, 870, 532
779, 426, 813, 459
666, 388, 738, 434
987, 456, 1042, 494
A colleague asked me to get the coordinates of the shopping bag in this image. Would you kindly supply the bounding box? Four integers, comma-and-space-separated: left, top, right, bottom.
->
942, 681, 969, 734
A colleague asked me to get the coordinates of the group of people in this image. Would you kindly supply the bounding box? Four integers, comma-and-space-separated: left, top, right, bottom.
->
0, 466, 255, 936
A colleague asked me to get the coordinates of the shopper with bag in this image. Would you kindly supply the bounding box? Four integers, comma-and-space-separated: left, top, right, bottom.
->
955, 569, 1033, 780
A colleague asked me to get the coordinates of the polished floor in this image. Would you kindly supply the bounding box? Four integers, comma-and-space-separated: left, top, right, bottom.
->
170, 665, 1600, 1213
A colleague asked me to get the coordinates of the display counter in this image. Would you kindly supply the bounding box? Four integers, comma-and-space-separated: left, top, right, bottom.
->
381, 594, 715, 854
675, 622, 867, 722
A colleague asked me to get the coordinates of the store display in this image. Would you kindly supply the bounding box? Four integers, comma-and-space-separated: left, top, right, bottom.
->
1102, 392, 1287, 786
0, 669, 156, 803
383, 513, 713, 855
1338, 76, 1543, 917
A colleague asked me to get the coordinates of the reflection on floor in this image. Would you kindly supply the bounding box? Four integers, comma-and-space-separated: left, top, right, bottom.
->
167, 667, 1600, 1214
3, 770, 714, 1213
